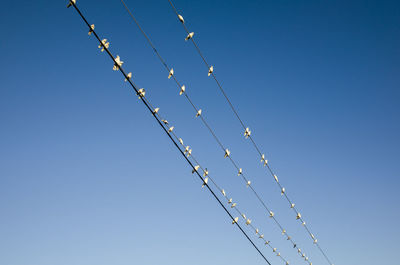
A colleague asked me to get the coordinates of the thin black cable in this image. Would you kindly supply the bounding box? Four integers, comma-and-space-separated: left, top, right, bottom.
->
166, 0, 334, 264
68, 2, 272, 264
118, 1, 314, 264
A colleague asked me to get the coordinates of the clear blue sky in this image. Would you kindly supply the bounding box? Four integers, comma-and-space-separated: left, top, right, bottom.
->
1, 0, 399, 265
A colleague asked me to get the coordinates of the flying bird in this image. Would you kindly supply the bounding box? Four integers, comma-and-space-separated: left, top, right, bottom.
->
168, 68, 174, 79
66, 0, 76, 8
88, 24, 95, 35
185, 32, 194, 41
208, 65, 213, 76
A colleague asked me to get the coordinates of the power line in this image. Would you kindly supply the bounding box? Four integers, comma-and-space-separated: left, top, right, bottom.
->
67, 1, 274, 264
166, 0, 334, 264
118, 0, 314, 264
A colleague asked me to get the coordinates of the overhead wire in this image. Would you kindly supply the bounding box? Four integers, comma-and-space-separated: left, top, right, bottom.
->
67, 1, 274, 264
118, 0, 314, 264
166, 0, 334, 264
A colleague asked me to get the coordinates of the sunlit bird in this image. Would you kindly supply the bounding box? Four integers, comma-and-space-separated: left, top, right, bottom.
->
88, 24, 95, 35
185, 32, 194, 41
113, 55, 123, 71
269, 211, 274, 218
203, 168, 209, 177
242, 213, 246, 219
261, 154, 268, 166
168, 126, 174, 133
221, 189, 226, 196
281, 187, 285, 195
202, 177, 208, 188
67, 0, 76, 8
125, 72, 132, 82
231, 203, 237, 208
246, 180, 251, 187
224, 149, 230, 158
274, 174, 279, 183
168, 68, 174, 79
178, 14, 184, 23
291, 203, 295, 208
232, 217, 239, 224
228, 198, 232, 204
179, 138, 183, 145
98, 39, 109, 52
296, 213, 302, 220
161, 119, 169, 125
137, 88, 145, 99
208, 65, 214, 76
246, 219, 251, 225
179, 85, 185, 95
273, 248, 277, 252
196, 109, 202, 117
238, 168, 242, 176
192, 165, 200, 173
152, 107, 159, 115
259, 234, 264, 239
244, 127, 251, 139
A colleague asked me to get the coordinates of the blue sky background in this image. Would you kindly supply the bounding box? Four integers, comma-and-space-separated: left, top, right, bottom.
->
1, 0, 399, 265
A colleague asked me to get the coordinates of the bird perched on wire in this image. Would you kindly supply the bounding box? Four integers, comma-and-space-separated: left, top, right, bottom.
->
244, 127, 251, 139
179, 85, 185, 95
196, 109, 202, 117
88, 24, 95, 35
66, 0, 76, 8
178, 14, 184, 23
113, 55, 123, 71
98, 39, 109, 52
125, 72, 132, 82
208, 66, 214, 76
137, 88, 145, 99
224, 149, 230, 158
185, 32, 194, 41
168, 68, 174, 79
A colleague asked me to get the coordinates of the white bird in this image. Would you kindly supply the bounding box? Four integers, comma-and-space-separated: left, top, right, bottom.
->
277, 253, 281, 257
231, 203, 237, 208
305, 257, 309, 261
244, 127, 251, 139
273, 248, 277, 252
192, 165, 200, 173
255, 228, 259, 234
185, 32, 194, 41
232, 217, 239, 224
291, 203, 295, 208
238, 168, 242, 176
259, 234, 264, 239
196, 109, 202, 117
265, 241, 270, 245
161, 119, 169, 125
246, 219, 251, 225
137, 88, 145, 99
261, 154, 268, 166
168, 68, 174, 79
246, 180, 251, 187
274, 174, 279, 183
296, 213, 301, 220
125, 72, 132, 82
179, 85, 185, 95
242, 213, 246, 219
224, 149, 230, 158
228, 198, 232, 204
298, 248, 301, 253
313, 239, 318, 244
202, 177, 208, 188
186, 149, 192, 157
113, 55, 123, 71
282, 229, 286, 235
221, 189, 226, 196
302, 253, 305, 258
178, 14, 184, 23
168, 126, 174, 133
88, 24, 95, 35
269, 211, 274, 218
203, 169, 209, 177
98, 39, 109, 52
66, 0, 76, 8
281, 187, 285, 195
302, 221, 306, 226
152, 107, 159, 115
179, 138, 183, 145
208, 65, 214, 76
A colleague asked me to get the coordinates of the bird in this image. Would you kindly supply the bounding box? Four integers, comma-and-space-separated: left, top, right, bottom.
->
184, 145, 190, 154
179, 85, 185, 95
168, 68, 174, 79
208, 65, 213, 76
161, 119, 169, 125
125, 72, 132, 82
246, 219, 251, 225
291, 203, 295, 208
293, 244, 297, 248
228, 198, 232, 204
221, 189, 226, 196
232, 217, 239, 224
269, 211, 274, 217
196, 109, 202, 117
152, 107, 159, 115
259, 234, 264, 239
224, 149, 230, 158
168, 126, 174, 133
238, 168, 242, 176
178, 138, 183, 145
246, 180, 251, 187
298, 248, 301, 253
244, 127, 251, 139
277, 253, 281, 257
296, 213, 301, 220
137, 88, 145, 99
192, 165, 199, 173
261, 154, 268, 166
242, 213, 246, 219
178, 14, 184, 23
302, 221, 306, 226
282, 229, 286, 235
185, 32, 194, 41
203, 168, 209, 177
202, 177, 208, 188
113, 55, 123, 71
88, 24, 95, 35
265, 241, 270, 245
273, 248, 277, 252
255, 228, 259, 234
281, 187, 285, 195
313, 239, 318, 244
98, 39, 109, 52
231, 203, 237, 208
186, 149, 192, 157
287, 236, 291, 240
66, 0, 76, 8
274, 174, 279, 183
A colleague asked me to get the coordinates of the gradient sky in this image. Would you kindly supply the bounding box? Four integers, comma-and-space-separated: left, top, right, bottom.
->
1, 1, 399, 265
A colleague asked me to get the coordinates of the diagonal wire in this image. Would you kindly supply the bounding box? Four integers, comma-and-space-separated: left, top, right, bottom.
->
166, 0, 334, 264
